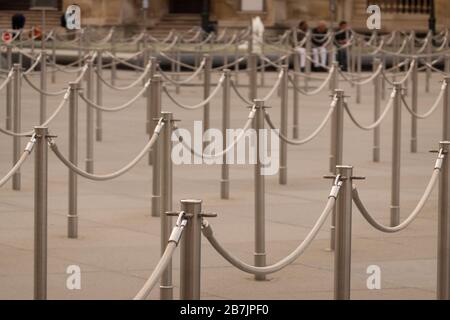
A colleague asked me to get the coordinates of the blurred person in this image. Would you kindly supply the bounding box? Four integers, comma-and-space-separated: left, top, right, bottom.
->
311, 21, 328, 70
335, 21, 349, 71
12, 13, 26, 31
294, 20, 309, 71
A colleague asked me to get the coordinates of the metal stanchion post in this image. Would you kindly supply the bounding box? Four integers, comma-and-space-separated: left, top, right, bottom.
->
68, 83, 80, 239
260, 43, 265, 87
51, 37, 56, 84
203, 54, 212, 139
151, 76, 162, 217
279, 65, 288, 185
85, 59, 94, 173
437, 141, 450, 300
234, 42, 239, 85
148, 58, 157, 165
111, 32, 117, 86
160, 112, 174, 300
179, 199, 203, 300
426, 32, 431, 93
356, 39, 362, 104
411, 58, 418, 153
96, 50, 103, 142
221, 69, 231, 199
6, 45, 12, 130
293, 51, 300, 139
40, 51, 47, 124
334, 165, 353, 300
34, 126, 49, 300
373, 58, 381, 162
254, 99, 266, 281
249, 53, 258, 101
329, 89, 344, 173
329, 89, 345, 251
175, 49, 181, 94
12, 64, 22, 190
305, 31, 311, 90
381, 54, 386, 100
19, 31, 24, 67
391, 83, 403, 226
444, 77, 450, 140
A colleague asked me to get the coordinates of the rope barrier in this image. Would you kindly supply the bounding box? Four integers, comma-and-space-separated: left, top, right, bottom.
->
352, 149, 444, 233
344, 89, 396, 131
95, 61, 152, 91
158, 59, 206, 85
48, 119, 164, 181
402, 82, 447, 119
262, 69, 284, 101
0, 68, 13, 91
163, 74, 225, 110
265, 96, 337, 145
0, 135, 36, 188
174, 106, 256, 159
22, 73, 67, 96
134, 211, 187, 300
288, 66, 334, 96
79, 79, 150, 112
202, 178, 341, 276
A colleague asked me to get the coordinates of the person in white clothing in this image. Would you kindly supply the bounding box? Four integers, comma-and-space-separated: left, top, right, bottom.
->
311, 21, 329, 70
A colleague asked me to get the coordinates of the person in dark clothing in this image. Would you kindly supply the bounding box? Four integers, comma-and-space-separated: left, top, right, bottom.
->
12, 13, 26, 30
293, 21, 309, 70
335, 21, 349, 71
311, 21, 328, 69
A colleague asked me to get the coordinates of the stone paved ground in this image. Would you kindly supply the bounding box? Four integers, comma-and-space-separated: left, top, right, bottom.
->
0, 66, 445, 300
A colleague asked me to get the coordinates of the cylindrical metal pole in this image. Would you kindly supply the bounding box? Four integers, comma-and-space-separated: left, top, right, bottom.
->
305, 31, 311, 90
411, 58, 418, 153
160, 112, 174, 300
148, 58, 157, 166
373, 58, 381, 162
51, 37, 56, 84
381, 54, 386, 100
6, 45, 13, 130
334, 165, 353, 300
151, 75, 162, 217
96, 50, 103, 142
234, 42, 239, 85
444, 77, 450, 140
179, 199, 203, 300
85, 59, 94, 173
111, 31, 117, 86
175, 49, 181, 94
221, 69, 231, 199
68, 82, 80, 239
293, 51, 300, 139
248, 53, 258, 101
356, 39, 362, 104
330, 89, 345, 251
391, 83, 403, 227
254, 99, 266, 281
203, 54, 212, 139
329, 89, 344, 173
40, 51, 47, 124
279, 65, 288, 185
426, 32, 431, 93
34, 126, 49, 300
437, 141, 450, 300
12, 64, 22, 190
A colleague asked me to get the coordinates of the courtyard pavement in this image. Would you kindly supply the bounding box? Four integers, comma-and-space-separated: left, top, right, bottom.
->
0, 67, 446, 299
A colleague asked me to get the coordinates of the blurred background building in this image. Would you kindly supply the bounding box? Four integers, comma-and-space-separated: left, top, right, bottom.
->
1, 0, 449, 33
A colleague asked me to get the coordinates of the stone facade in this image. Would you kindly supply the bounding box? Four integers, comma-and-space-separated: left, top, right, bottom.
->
60, 0, 450, 32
